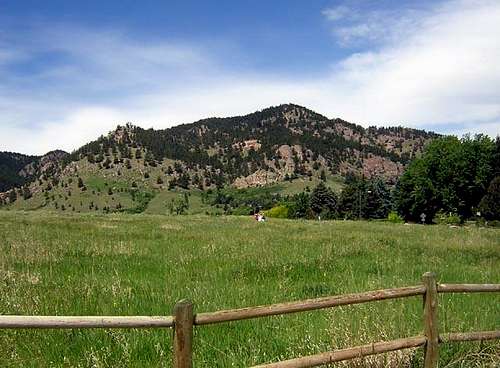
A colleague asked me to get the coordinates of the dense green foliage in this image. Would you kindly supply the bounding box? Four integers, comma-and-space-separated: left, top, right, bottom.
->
394, 135, 499, 222
479, 176, 500, 221
204, 186, 282, 215
281, 177, 391, 221
264, 204, 289, 218
338, 175, 392, 220
0, 211, 498, 367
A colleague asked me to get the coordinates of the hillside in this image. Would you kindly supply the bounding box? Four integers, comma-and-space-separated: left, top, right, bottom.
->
0, 150, 67, 192
0, 104, 438, 213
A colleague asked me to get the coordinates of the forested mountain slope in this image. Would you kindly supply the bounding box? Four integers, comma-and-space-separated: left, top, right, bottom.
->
0, 104, 438, 212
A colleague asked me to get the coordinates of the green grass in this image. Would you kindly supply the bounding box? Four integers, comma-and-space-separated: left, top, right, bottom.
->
279, 175, 344, 195
0, 211, 498, 367
145, 189, 216, 215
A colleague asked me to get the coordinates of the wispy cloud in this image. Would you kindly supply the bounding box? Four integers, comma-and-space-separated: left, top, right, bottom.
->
1, 0, 499, 155
321, 6, 351, 22
322, 3, 428, 47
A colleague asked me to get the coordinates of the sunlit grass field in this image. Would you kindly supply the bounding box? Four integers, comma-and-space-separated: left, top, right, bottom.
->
0, 211, 498, 367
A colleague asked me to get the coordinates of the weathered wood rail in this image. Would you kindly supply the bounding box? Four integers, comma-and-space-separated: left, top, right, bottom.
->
0, 272, 498, 367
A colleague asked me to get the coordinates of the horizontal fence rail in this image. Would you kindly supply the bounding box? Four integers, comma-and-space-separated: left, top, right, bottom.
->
441, 330, 500, 343
437, 283, 500, 293
0, 315, 174, 329
195, 285, 426, 325
0, 273, 498, 368
250, 336, 428, 368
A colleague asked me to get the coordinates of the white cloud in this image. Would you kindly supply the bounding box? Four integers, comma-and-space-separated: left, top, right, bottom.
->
322, 6, 351, 22
0, 0, 499, 155
322, 4, 426, 46
1, 106, 125, 154
320, 0, 500, 128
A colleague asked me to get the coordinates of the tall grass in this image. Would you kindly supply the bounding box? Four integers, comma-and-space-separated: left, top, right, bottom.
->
0, 211, 498, 367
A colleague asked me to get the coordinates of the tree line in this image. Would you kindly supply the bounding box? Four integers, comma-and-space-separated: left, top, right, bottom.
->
265, 135, 499, 224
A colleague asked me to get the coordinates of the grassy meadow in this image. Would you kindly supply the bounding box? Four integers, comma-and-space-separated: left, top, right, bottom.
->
0, 211, 499, 367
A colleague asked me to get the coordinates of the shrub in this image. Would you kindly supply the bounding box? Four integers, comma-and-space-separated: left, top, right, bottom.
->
387, 211, 404, 223
488, 220, 500, 228
265, 205, 289, 219
433, 211, 461, 225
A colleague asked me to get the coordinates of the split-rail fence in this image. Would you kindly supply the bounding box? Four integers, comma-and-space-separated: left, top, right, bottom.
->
0, 272, 499, 367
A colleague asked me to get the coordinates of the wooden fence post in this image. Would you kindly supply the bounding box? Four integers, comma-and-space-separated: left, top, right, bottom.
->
173, 300, 194, 368
422, 272, 439, 368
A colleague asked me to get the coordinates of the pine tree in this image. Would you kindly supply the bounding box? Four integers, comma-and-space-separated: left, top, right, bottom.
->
479, 176, 500, 220
310, 182, 338, 219
22, 186, 32, 200
177, 173, 190, 189
8, 190, 17, 203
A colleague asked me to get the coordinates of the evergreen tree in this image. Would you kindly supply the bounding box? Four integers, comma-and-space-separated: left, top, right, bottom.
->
310, 182, 338, 219
364, 178, 392, 219
103, 158, 112, 169
22, 186, 32, 200
8, 190, 17, 203
192, 173, 201, 187
479, 176, 500, 220
168, 178, 177, 190
177, 173, 190, 189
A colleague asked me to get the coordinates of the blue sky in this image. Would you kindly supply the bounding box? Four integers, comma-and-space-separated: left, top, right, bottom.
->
1, 0, 499, 154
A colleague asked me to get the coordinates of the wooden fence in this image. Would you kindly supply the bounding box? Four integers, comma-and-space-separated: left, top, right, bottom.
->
0, 272, 499, 367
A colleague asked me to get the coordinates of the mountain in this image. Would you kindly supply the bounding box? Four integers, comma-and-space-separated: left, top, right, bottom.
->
0, 150, 67, 192
0, 104, 438, 213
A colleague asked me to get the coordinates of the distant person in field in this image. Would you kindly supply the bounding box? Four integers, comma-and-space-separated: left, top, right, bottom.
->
254, 212, 266, 222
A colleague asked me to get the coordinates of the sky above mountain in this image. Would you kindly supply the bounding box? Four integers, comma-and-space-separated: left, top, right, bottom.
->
1, 0, 499, 154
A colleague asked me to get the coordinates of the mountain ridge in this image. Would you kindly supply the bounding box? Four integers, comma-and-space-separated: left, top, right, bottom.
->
0, 104, 439, 211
